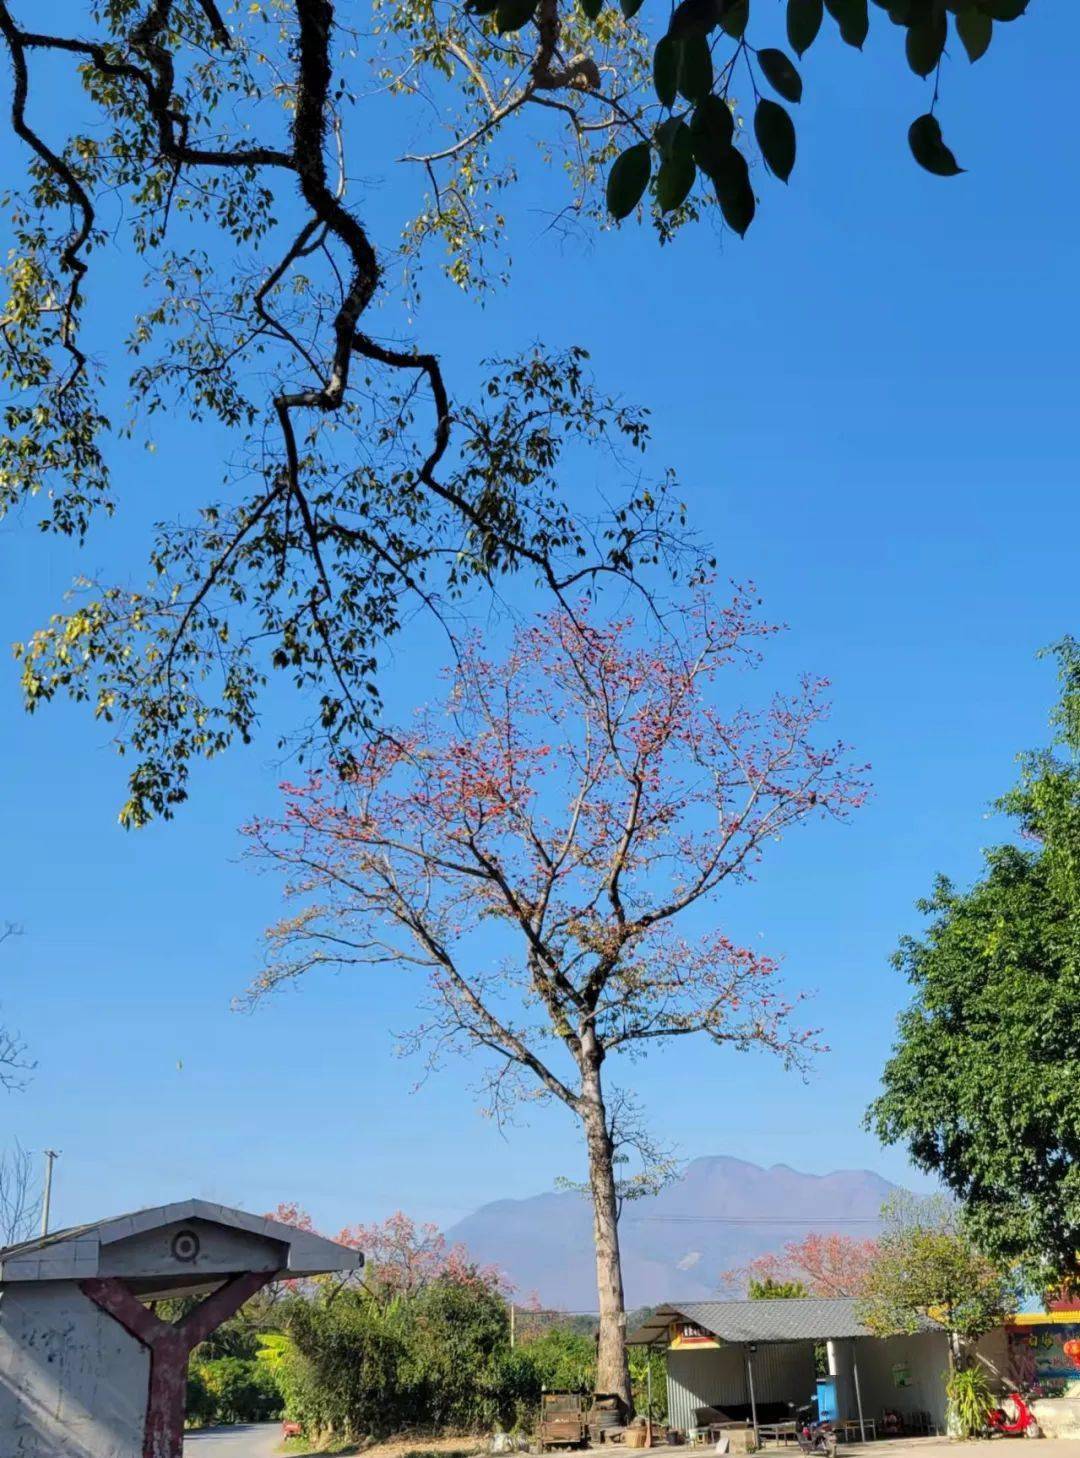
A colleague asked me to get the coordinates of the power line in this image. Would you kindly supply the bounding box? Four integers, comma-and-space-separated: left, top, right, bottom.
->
627, 1214, 882, 1225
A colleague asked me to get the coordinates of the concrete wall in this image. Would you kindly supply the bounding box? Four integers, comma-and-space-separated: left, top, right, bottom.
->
666, 1343, 816, 1430
99, 1217, 284, 1283
0, 1281, 148, 1458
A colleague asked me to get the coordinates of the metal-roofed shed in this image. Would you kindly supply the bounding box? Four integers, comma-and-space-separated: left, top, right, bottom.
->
629, 1298, 950, 1443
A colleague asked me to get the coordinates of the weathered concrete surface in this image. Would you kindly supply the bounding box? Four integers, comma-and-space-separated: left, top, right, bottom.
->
183, 1424, 280, 1458
1033, 1397, 1080, 1440
0, 1202, 360, 1458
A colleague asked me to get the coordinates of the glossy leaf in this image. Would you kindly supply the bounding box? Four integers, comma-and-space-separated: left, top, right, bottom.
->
979, 0, 1026, 17
754, 98, 796, 182
757, 47, 803, 103
956, 7, 992, 60
719, 0, 750, 37
825, 0, 869, 47
606, 143, 653, 218
668, 0, 723, 37
678, 35, 714, 103
654, 35, 680, 107
495, 0, 537, 31
787, 0, 824, 56
906, 10, 947, 75
908, 112, 964, 176
711, 145, 756, 235
656, 143, 697, 212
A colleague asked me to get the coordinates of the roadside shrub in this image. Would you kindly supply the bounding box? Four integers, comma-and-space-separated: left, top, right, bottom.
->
517, 1328, 596, 1393
946, 1366, 992, 1439
188, 1356, 283, 1426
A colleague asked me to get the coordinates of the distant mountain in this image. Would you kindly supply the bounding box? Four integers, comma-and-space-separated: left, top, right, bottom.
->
446, 1155, 900, 1309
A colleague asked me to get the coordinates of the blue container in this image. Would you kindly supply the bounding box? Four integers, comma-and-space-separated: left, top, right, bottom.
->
816, 1378, 839, 1424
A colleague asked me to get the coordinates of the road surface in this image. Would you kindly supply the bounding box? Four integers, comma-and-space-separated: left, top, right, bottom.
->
185, 1423, 281, 1458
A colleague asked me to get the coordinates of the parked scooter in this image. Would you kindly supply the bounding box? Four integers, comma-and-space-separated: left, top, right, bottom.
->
986, 1389, 1042, 1439
789, 1401, 838, 1457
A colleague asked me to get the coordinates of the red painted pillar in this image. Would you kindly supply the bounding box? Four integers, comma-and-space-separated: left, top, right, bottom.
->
81, 1270, 273, 1458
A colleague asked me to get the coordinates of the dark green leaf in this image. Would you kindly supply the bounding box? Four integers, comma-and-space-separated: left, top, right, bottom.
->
711, 145, 756, 234
654, 35, 680, 106
656, 115, 687, 156
690, 96, 736, 177
825, 0, 869, 46
495, 0, 537, 31
656, 147, 697, 212
786, 0, 824, 55
908, 112, 964, 176
677, 35, 714, 102
494, 0, 536, 30
580, 0, 604, 20
978, 0, 1025, 18
621, 0, 646, 16
906, 10, 946, 75
606, 143, 653, 218
956, 7, 992, 59
754, 98, 796, 182
465, 0, 501, 14
719, 0, 750, 37
757, 47, 803, 103
667, 0, 722, 36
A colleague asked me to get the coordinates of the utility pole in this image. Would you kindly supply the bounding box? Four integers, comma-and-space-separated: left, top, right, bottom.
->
40, 1149, 59, 1238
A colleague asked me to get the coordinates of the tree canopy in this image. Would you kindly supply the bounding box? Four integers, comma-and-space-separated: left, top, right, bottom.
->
869, 641, 1080, 1287
0, 0, 1040, 826
857, 1195, 1019, 1346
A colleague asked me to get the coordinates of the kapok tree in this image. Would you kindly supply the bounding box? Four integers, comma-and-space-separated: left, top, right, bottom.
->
725, 1231, 880, 1298
244, 588, 868, 1408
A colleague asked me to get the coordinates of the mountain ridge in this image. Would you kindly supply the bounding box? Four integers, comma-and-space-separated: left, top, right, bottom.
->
446, 1154, 900, 1308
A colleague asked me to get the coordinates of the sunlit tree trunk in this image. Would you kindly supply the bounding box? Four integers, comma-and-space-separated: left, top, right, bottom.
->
580, 1045, 632, 1412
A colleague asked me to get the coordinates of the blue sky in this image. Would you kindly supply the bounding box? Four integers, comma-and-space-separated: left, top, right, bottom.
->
0, 4, 1076, 1246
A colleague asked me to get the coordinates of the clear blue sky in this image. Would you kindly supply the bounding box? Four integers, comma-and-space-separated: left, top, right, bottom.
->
0, 5, 1076, 1242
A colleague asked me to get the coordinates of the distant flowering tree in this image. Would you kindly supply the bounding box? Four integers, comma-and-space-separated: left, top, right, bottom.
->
245, 589, 869, 1407
724, 1232, 881, 1299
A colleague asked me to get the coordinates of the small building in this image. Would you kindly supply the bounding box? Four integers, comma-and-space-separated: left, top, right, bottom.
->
628, 1298, 951, 1440
0, 1198, 361, 1458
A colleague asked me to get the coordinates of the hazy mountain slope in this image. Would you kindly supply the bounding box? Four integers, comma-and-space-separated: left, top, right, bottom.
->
446, 1156, 899, 1308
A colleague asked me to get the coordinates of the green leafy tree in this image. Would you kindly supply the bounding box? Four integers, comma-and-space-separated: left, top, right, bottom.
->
869, 641, 1080, 1287
0, 0, 1041, 825
857, 1195, 1020, 1362
749, 1276, 809, 1299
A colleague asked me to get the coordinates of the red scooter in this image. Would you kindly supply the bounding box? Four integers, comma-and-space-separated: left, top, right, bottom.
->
986, 1389, 1042, 1439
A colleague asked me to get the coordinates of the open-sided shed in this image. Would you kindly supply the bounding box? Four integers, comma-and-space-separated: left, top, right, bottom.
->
628, 1298, 950, 1440
0, 1198, 361, 1458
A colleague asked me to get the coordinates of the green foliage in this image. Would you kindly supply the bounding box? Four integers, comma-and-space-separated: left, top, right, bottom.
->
749, 1276, 810, 1299
186, 1354, 283, 1427
857, 1195, 1019, 1342
517, 1326, 597, 1392
946, 1365, 993, 1438
279, 1277, 536, 1443
869, 641, 1080, 1286
629, 1347, 669, 1424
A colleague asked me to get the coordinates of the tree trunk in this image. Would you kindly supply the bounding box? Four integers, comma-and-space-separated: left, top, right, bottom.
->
579, 1053, 632, 1414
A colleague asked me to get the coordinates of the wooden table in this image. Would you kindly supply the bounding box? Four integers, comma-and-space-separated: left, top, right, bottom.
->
837, 1419, 877, 1442
757, 1422, 800, 1446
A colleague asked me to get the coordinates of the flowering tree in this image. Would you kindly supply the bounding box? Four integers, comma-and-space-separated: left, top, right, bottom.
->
723, 1232, 880, 1298
245, 589, 868, 1406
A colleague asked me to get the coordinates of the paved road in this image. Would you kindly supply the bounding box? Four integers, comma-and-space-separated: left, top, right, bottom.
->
185, 1423, 281, 1457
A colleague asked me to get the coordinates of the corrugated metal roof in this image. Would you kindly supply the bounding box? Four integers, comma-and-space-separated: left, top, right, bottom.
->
628, 1298, 941, 1345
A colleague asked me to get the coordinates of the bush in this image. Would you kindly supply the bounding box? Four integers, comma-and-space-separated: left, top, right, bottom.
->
516, 1328, 596, 1393
187, 1356, 283, 1426
946, 1366, 992, 1439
